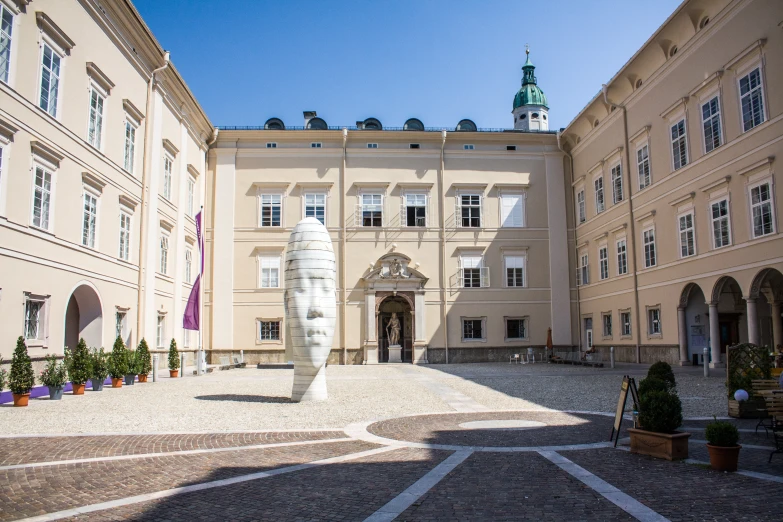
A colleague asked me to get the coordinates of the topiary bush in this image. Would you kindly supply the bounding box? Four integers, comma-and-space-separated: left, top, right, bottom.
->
638, 377, 670, 398
168, 339, 180, 371
91, 348, 109, 382
9, 337, 35, 395
0, 358, 7, 392
647, 361, 676, 390
705, 418, 740, 447
126, 349, 141, 376
136, 339, 152, 376
66, 338, 92, 385
39, 354, 67, 387
638, 390, 683, 433
109, 336, 129, 378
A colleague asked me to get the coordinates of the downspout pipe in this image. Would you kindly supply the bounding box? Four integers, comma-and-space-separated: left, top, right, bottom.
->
341, 128, 348, 365
557, 130, 582, 353
602, 84, 642, 364
135, 51, 171, 341
439, 130, 448, 363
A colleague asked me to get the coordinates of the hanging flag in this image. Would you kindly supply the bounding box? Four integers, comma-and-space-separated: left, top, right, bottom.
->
184, 210, 203, 330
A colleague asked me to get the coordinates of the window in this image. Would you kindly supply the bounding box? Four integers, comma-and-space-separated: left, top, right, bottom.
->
594, 177, 605, 213
577, 190, 586, 223
459, 194, 482, 228
259, 255, 280, 288
621, 311, 632, 336
643, 228, 656, 268
506, 145, 517, 151
409, 143, 420, 149
584, 317, 593, 348
185, 248, 192, 283
648, 308, 661, 336
462, 318, 485, 341
119, 212, 131, 261
0, 5, 13, 84
702, 96, 722, 153
32, 165, 53, 230
361, 194, 383, 227
678, 212, 695, 257
81, 192, 98, 248
115, 311, 126, 341
156, 314, 165, 348
739, 68, 765, 132
578, 253, 589, 286
460, 255, 488, 288
305, 193, 326, 225
259, 320, 281, 341
183, 329, 190, 349
710, 198, 731, 248
602, 313, 612, 337
87, 87, 105, 149
500, 193, 524, 227
123, 121, 136, 173
260, 194, 282, 227
159, 233, 169, 274
611, 164, 623, 204
599, 246, 608, 280
505, 255, 525, 287
367, 143, 378, 149
671, 119, 688, 170
532, 113, 539, 119
310, 142, 322, 148
404, 193, 427, 227
637, 144, 651, 189
505, 318, 527, 340
616, 239, 627, 275
162, 155, 173, 200
266, 142, 277, 148
39, 43, 61, 117
463, 144, 475, 150
24, 299, 44, 340
750, 182, 774, 238
187, 177, 195, 217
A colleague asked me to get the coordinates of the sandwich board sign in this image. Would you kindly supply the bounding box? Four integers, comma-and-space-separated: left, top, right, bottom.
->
610, 375, 640, 447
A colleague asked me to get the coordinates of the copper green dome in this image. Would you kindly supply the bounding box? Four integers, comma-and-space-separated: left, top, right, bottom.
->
513, 50, 548, 110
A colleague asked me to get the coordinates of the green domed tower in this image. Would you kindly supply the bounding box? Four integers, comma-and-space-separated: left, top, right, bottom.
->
512, 47, 549, 131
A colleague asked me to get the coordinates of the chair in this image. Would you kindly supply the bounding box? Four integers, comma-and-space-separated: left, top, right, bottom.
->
509, 354, 520, 364
766, 396, 783, 462
752, 380, 781, 435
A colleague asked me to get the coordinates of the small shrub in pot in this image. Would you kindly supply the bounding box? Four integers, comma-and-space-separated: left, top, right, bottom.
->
39, 354, 67, 400
647, 361, 676, 391
125, 349, 140, 386
90, 348, 109, 391
638, 390, 683, 433
66, 338, 92, 394
109, 336, 129, 387
0, 358, 7, 393
638, 377, 670, 398
136, 339, 152, 382
705, 417, 741, 472
168, 339, 180, 377
9, 337, 35, 406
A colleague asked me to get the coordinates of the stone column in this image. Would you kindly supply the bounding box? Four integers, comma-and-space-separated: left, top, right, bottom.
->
772, 301, 783, 352
709, 303, 723, 368
544, 153, 572, 346
677, 306, 690, 365
364, 291, 378, 364
413, 290, 428, 364
746, 298, 759, 346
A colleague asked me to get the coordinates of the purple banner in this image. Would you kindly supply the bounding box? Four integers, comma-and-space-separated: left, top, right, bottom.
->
183, 274, 200, 331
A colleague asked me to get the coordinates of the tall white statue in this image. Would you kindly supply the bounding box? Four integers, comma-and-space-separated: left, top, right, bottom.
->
285, 218, 337, 401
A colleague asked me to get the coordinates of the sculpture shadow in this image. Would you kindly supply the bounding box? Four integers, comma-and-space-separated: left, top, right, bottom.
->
195, 394, 294, 404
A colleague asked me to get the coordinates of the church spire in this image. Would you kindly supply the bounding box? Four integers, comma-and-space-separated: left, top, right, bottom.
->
522, 45, 537, 86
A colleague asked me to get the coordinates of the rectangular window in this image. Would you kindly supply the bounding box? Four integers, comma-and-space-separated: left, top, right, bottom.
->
578, 253, 589, 286
310, 142, 322, 148
185, 248, 192, 283
32, 165, 53, 230
119, 212, 131, 261
409, 143, 420, 149
462, 318, 484, 340
183, 329, 190, 349
460, 255, 488, 288
637, 144, 651, 189
259, 255, 280, 288
739, 68, 765, 132
602, 313, 612, 337
87, 88, 104, 149
0, 5, 13, 84
259, 320, 281, 341
594, 177, 604, 213
648, 308, 661, 335
616, 239, 627, 275
710, 199, 731, 248
24, 299, 44, 340
39, 43, 61, 117
701, 96, 722, 153
159, 234, 169, 274
266, 142, 277, 148
260, 194, 282, 227
115, 311, 126, 341
82, 192, 98, 248
305, 192, 326, 225
505, 255, 525, 287
500, 193, 524, 227
611, 164, 623, 204
123, 121, 136, 173
643, 228, 656, 268
367, 143, 378, 149
506, 145, 517, 151
505, 318, 527, 340
585, 317, 593, 349
163, 155, 173, 200
750, 182, 774, 238
185, 177, 194, 217
621, 312, 631, 336
361, 193, 383, 227
404, 193, 427, 227
459, 194, 482, 228
678, 212, 695, 257
599, 246, 608, 280
577, 190, 586, 223
463, 144, 475, 150
156, 314, 165, 348
671, 119, 688, 170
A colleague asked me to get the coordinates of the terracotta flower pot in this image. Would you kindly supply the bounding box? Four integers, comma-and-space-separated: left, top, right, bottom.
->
138, 374, 148, 383
706, 444, 741, 472
12, 393, 31, 407
111, 377, 123, 388
72, 383, 85, 395
169, 370, 179, 378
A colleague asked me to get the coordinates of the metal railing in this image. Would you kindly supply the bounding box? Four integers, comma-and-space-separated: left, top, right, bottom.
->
219, 125, 560, 134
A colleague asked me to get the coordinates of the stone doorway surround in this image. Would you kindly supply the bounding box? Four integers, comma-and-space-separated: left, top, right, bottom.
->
361, 253, 428, 364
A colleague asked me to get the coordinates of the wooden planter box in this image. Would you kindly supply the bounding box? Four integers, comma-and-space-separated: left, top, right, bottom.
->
628, 428, 690, 460
728, 398, 766, 418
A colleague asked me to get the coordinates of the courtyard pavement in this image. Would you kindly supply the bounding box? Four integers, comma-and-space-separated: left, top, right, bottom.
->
0, 363, 781, 521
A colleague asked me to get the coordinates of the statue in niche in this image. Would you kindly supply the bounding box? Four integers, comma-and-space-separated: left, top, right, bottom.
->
386, 312, 401, 346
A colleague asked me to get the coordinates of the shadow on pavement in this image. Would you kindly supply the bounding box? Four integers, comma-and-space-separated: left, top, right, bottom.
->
195, 394, 294, 403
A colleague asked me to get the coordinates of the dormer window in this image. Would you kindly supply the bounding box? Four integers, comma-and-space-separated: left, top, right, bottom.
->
669, 46, 678, 58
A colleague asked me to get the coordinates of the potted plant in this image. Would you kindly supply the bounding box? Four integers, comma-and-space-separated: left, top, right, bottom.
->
90, 348, 109, 391
705, 417, 741, 471
39, 355, 67, 400
0, 358, 7, 395
168, 339, 180, 378
109, 336, 129, 388
66, 338, 92, 395
9, 337, 35, 406
628, 361, 690, 460
136, 339, 152, 383
125, 349, 139, 386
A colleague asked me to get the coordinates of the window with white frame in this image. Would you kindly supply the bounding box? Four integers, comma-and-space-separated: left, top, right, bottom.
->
505, 255, 525, 287
462, 317, 485, 341
611, 164, 623, 204
183, 328, 190, 349
505, 317, 528, 340
119, 212, 131, 261
24, 297, 45, 341
599, 246, 609, 280
259, 320, 281, 341
266, 142, 277, 148
463, 144, 475, 150
616, 239, 627, 275
459, 194, 482, 227
577, 189, 586, 223
739, 67, 765, 132
602, 313, 612, 337
500, 193, 524, 227
123, 120, 136, 173
460, 254, 488, 288
81, 191, 98, 248
404, 193, 427, 227
115, 310, 126, 341
620, 311, 632, 336
710, 198, 731, 248
594, 177, 605, 213
578, 252, 589, 286
0, 5, 14, 84
648, 307, 661, 336
637, 144, 651, 189
32, 165, 53, 230
310, 142, 322, 148
162, 154, 173, 200
643, 228, 656, 268
187, 176, 195, 217
584, 317, 593, 348
184, 248, 192, 283
258, 255, 281, 288
87, 87, 105, 149
671, 119, 688, 170
260, 194, 282, 227
159, 233, 169, 274
701, 96, 722, 153
361, 193, 383, 227
367, 143, 378, 149
39, 43, 61, 117
750, 181, 774, 238
305, 192, 326, 225
156, 314, 165, 348
678, 212, 695, 257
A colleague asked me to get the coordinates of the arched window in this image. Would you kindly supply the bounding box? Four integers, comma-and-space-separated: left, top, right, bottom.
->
306, 117, 327, 130
264, 118, 285, 130
363, 118, 382, 130
455, 119, 477, 132
531, 113, 539, 119
403, 118, 424, 131
520, 114, 527, 120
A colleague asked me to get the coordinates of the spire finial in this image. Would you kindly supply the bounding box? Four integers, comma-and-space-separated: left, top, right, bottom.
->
525, 43, 529, 56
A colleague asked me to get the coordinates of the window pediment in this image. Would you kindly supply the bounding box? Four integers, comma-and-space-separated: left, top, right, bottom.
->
35, 12, 75, 54
86, 63, 115, 95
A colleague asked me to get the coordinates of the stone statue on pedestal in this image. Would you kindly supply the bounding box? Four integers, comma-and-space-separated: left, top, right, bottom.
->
386, 312, 402, 363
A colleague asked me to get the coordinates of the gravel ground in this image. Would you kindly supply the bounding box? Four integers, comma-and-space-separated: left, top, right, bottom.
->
0, 363, 728, 434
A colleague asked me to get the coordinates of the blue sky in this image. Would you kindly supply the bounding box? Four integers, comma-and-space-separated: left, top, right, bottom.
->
133, 0, 683, 130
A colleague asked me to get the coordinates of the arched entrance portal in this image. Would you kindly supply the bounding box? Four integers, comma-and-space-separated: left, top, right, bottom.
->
64, 283, 103, 350
378, 295, 413, 363
707, 276, 746, 367
678, 283, 709, 365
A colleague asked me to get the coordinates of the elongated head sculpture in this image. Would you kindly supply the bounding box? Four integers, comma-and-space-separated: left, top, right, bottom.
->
285, 218, 336, 401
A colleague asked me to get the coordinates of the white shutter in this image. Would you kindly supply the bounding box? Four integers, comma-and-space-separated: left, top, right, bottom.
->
500, 194, 523, 228
400, 195, 407, 228
455, 195, 462, 228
